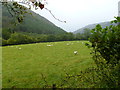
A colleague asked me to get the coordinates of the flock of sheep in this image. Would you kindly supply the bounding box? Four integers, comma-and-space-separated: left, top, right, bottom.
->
9, 41, 85, 55
45, 41, 84, 55
46, 44, 78, 55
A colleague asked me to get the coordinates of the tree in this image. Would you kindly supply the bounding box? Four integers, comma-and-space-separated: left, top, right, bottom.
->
1, 0, 28, 24
83, 28, 91, 40
2, 28, 12, 40
7, 32, 34, 45
75, 33, 83, 40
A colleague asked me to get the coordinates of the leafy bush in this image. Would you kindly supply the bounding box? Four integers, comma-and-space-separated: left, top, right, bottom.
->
2, 38, 7, 46
2, 28, 12, 40
7, 33, 34, 45
85, 17, 120, 88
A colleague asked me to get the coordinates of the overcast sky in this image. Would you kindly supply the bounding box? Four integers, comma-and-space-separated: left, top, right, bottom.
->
26, 0, 120, 32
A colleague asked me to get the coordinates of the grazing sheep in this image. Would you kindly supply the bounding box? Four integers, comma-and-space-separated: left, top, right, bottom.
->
66, 43, 70, 46
82, 42, 84, 44
66, 43, 73, 46
19, 48, 21, 50
74, 51, 78, 55
47, 44, 53, 47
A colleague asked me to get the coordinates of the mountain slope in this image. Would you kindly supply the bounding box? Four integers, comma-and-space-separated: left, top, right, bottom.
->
1, 4, 66, 34
73, 21, 116, 34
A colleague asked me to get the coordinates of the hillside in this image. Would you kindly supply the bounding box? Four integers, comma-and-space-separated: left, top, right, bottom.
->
1, 4, 66, 34
73, 21, 116, 34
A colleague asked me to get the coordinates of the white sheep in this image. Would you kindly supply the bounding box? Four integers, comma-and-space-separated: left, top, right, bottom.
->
47, 44, 53, 47
74, 51, 78, 55
19, 47, 21, 50
82, 42, 84, 44
66, 43, 70, 46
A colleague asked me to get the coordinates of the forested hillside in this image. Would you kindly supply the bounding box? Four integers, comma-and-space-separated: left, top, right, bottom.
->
2, 4, 66, 34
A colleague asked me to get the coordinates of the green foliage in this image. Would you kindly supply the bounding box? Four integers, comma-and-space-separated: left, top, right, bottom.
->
85, 17, 120, 88
82, 28, 91, 39
1, 29, 89, 46
2, 39, 7, 46
75, 28, 91, 40
7, 33, 34, 45
2, 28, 12, 40
111, 17, 120, 24
2, 1, 28, 25
89, 23, 120, 65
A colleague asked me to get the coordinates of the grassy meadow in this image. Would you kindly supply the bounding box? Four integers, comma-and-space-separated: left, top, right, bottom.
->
2, 41, 95, 88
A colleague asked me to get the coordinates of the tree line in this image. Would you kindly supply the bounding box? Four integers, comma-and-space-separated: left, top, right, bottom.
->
1, 28, 91, 46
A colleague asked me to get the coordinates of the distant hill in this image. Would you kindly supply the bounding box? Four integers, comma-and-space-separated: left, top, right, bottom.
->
1, 4, 66, 34
73, 21, 116, 34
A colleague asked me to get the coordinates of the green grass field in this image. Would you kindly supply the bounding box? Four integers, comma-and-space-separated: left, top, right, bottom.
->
2, 41, 94, 88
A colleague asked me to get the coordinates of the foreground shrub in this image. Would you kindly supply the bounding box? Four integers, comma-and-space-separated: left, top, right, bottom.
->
85, 17, 120, 88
